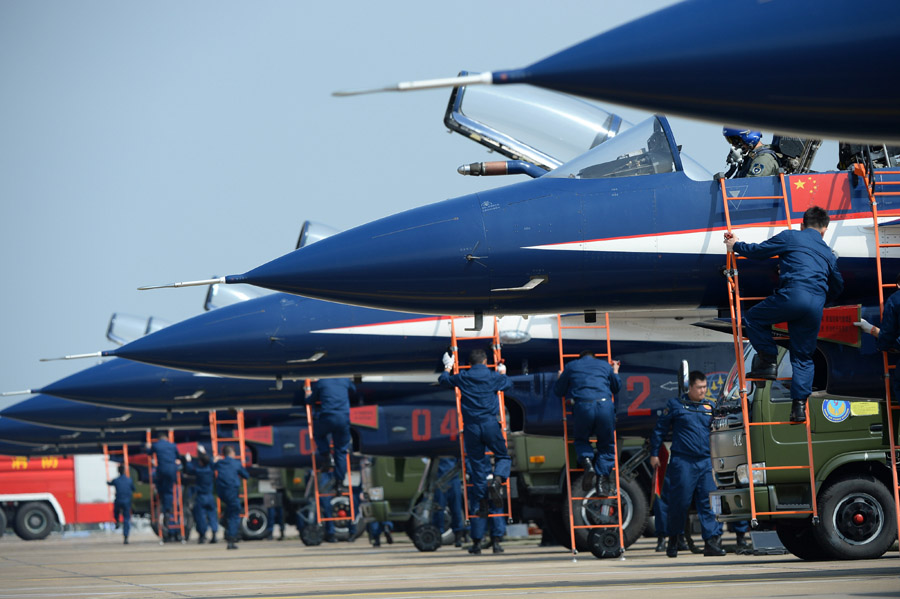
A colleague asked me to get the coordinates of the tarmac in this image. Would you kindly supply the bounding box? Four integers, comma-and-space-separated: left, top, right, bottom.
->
1, 530, 898, 599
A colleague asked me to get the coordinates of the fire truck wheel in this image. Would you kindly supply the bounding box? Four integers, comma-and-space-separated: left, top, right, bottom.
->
14, 502, 55, 540
0, 507, 7, 537
812, 474, 896, 560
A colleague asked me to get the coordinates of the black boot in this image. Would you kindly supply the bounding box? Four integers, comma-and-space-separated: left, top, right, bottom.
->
370, 535, 381, 547
468, 539, 482, 555
747, 353, 777, 380
123, 536, 128, 545
197, 534, 206, 544
279, 528, 285, 541
677, 534, 689, 551
454, 531, 463, 548
703, 535, 726, 556
735, 532, 753, 555
655, 536, 666, 552
666, 535, 678, 558
581, 458, 596, 493
491, 536, 504, 554
790, 399, 807, 423
384, 527, 393, 544
209, 533, 217, 544
489, 476, 505, 509
227, 540, 238, 550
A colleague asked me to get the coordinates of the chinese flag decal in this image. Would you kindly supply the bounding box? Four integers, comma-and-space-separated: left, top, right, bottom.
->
789, 173, 851, 213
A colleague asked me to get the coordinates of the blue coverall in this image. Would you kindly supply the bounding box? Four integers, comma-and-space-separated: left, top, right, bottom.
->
553, 355, 622, 478
432, 457, 465, 536
214, 456, 249, 542
734, 227, 843, 401
150, 438, 179, 517
185, 460, 218, 538
438, 364, 513, 542
308, 378, 356, 484
876, 291, 900, 401
108, 474, 134, 538
650, 395, 722, 541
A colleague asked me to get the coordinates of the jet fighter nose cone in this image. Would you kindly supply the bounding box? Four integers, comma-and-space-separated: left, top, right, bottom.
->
232, 194, 491, 314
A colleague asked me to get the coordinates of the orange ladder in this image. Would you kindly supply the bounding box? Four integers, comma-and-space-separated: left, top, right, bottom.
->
304, 383, 356, 533
720, 175, 819, 526
448, 316, 514, 524
144, 429, 186, 541
856, 162, 900, 551
209, 410, 250, 518
557, 313, 624, 559
102, 443, 130, 508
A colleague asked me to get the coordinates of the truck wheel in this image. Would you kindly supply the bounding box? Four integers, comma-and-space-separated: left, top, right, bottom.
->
0, 507, 7, 538
412, 523, 442, 552
588, 529, 623, 559
812, 474, 897, 560
300, 523, 324, 546
14, 502, 55, 540
775, 520, 830, 561
563, 475, 648, 552
241, 505, 269, 541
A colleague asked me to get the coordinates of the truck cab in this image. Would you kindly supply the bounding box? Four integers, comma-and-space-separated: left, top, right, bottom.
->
709, 347, 898, 559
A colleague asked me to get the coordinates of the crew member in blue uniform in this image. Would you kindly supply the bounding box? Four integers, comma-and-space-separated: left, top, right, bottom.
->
183, 448, 218, 544
723, 128, 779, 178
553, 349, 622, 495
432, 457, 467, 547
214, 445, 249, 550
306, 378, 355, 486
855, 274, 900, 401
438, 348, 513, 555
725, 206, 843, 422
650, 371, 725, 558
108, 464, 135, 544
147, 430, 180, 533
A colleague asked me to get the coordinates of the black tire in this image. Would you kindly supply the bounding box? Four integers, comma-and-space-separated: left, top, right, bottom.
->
811, 474, 897, 560
588, 529, 623, 559
775, 520, 830, 561
241, 505, 269, 541
0, 507, 7, 538
542, 508, 572, 549
562, 475, 648, 552
14, 502, 55, 540
412, 523, 442, 552
407, 497, 455, 545
300, 523, 324, 546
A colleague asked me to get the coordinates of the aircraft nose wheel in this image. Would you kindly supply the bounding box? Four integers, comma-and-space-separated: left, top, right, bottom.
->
412, 524, 442, 552
587, 529, 623, 559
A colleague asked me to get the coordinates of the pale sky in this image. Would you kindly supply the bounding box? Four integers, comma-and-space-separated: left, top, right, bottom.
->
0, 1, 836, 411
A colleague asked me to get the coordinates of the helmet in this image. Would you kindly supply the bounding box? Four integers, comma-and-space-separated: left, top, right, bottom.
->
723, 127, 762, 148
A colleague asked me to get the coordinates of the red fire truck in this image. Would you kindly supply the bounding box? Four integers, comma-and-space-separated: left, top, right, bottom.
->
0, 454, 113, 540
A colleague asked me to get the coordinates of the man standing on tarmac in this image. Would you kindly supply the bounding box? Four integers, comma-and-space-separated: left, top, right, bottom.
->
214, 445, 249, 550
107, 464, 134, 545
725, 206, 843, 422
147, 430, 179, 536
439, 348, 513, 555
650, 371, 726, 558
183, 448, 218, 544
553, 349, 622, 496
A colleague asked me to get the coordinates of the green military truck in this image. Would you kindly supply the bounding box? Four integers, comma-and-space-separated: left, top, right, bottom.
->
709, 348, 898, 560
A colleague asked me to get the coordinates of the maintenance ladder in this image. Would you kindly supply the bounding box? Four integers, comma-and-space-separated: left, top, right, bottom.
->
304, 385, 357, 534
557, 313, 625, 559
144, 429, 186, 541
720, 174, 819, 526
208, 409, 250, 518
856, 162, 900, 552
448, 316, 514, 524
102, 443, 130, 508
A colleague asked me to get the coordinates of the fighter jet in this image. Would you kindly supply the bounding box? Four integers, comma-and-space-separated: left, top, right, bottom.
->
335, 0, 900, 143
141, 112, 900, 318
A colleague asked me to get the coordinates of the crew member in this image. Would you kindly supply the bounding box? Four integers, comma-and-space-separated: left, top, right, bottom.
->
854, 274, 900, 401
723, 128, 779, 177
432, 457, 466, 548
553, 349, 622, 495
263, 466, 286, 541
438, 348, 513, 555
214, 445, 249, 550
107, 464, 134, 545
184, 449, 218, 544
147, 430, 180, 535
725, 206, 843, 422
368, 520, 394, 547
306, 378, 355, 487
649, 371, 725, 558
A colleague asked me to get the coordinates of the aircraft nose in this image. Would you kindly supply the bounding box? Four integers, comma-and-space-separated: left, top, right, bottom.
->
228, 194, 490, 314
113, 294, 303, 375
0, 395, 66, 425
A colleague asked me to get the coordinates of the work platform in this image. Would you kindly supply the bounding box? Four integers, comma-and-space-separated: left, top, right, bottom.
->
1, 531, 897, 598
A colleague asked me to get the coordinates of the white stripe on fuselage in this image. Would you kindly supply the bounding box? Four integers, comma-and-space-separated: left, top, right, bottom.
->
522, 216, 900, 259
